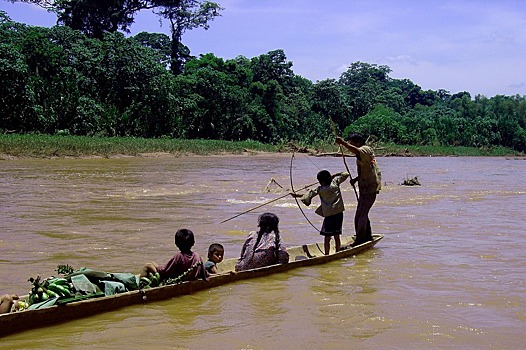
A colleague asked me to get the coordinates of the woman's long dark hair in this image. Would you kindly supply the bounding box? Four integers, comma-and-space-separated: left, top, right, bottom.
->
253, 213, 280, 253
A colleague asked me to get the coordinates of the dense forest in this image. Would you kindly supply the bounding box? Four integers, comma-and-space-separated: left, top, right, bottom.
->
1, 2, 525, 152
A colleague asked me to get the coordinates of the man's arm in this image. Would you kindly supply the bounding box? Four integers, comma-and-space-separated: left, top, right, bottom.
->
335, 137, 360, 156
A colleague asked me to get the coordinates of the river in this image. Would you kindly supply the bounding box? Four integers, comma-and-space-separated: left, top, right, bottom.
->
0, 154, 525, 349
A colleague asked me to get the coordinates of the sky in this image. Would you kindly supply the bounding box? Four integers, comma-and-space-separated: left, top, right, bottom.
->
1, 0, 525, 97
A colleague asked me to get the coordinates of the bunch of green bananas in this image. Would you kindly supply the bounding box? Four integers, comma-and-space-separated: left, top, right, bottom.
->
28, 276, 74, 305
139, 272, 161, 289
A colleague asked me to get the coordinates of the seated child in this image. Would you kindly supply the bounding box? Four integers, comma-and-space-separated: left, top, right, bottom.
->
141, 229, 207, 282
205, 243, 224, 274
0, 294, 18, 314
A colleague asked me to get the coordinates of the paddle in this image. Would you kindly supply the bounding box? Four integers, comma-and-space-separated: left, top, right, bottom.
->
220, 181, 319, 224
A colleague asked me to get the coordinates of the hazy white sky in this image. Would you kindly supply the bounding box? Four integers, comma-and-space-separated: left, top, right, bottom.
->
1, 0, 525, 97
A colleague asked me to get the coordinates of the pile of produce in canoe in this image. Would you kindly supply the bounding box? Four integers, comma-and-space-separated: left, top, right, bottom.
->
9, 262, 202, 313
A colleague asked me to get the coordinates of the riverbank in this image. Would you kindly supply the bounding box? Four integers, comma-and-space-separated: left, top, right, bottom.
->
0, 134, 277, 159
0, 134, 522, 159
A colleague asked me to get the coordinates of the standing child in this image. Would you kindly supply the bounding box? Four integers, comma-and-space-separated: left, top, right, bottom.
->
336, 134, 382, 246
141, 229, 207, 282
291, 170, 349, 255
205, 243, 225, 274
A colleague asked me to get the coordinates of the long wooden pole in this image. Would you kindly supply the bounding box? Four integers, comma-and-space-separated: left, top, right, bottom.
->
220, 181, 319, 224
329, 116, 359, 201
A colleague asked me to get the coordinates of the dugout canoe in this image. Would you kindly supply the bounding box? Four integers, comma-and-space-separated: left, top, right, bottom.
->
0, 234, 383, 338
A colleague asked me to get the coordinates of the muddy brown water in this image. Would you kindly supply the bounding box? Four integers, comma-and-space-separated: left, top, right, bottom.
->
1, 154, 524, 349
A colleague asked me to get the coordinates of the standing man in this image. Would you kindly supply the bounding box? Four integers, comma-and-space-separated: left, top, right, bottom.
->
335, 134, 382, 246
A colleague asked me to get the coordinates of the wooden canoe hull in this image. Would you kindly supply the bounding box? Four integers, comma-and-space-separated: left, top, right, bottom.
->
0, 235, 382, 337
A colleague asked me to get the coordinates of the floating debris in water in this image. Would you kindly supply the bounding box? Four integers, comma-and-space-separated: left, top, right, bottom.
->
263, 178, 285, 193
400, 176, 421, 186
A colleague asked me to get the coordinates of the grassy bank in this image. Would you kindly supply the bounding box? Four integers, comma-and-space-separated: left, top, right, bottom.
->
0, 134, 278, 158
375, 142, 522, 157
0, 134, 522, 159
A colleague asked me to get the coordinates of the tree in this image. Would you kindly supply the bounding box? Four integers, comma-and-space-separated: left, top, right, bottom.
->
133, 31, 172, 66
154, 0, 223, 75
345, 105, 406, 143
175, 53, 259, 141
0, 12, 33, 132
339, 61, 392, 120
489, 95, 522, 148
9, 1, 223, 75
389, 78, 438, 110
449, 91, 476, 119
3, 9, 525, 150
250, 49, 295, 91
311, 79, 350, 133
9, 0, 149, 39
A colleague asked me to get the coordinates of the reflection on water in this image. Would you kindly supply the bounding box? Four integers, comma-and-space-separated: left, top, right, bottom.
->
1, 155, 525, 349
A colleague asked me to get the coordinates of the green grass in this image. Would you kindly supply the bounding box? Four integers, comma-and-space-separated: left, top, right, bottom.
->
377, 142, 521, 157
0, 134, 522, 158
0, 134, 278, 158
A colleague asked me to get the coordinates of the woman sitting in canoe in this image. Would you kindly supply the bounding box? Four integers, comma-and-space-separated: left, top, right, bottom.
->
141, 228, 207, 282
235, 213, 289, 272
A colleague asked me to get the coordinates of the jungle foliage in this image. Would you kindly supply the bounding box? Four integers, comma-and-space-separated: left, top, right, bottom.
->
1, 10, 525, 152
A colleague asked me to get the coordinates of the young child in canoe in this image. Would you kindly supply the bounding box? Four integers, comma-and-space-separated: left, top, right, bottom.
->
205, 243, 225, 274
291, 170, 349, 255
0, 293, 18, 314
141, 229, 207, 283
